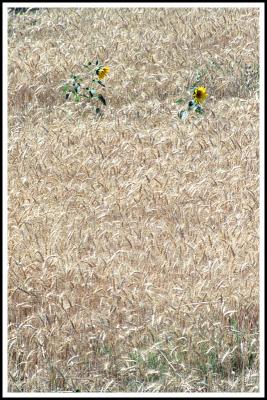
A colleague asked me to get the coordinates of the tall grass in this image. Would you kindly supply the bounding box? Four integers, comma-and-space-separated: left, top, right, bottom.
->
7, 7, 259, 392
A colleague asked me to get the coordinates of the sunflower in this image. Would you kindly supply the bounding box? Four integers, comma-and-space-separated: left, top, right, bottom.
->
192, 86, 208, 104
97, 66, 110, 80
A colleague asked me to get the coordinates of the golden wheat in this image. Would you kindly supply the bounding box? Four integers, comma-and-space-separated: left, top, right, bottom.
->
7, 7, 260, 393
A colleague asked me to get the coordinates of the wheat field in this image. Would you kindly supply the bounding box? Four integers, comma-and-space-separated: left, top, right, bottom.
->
7, 6, 260, 393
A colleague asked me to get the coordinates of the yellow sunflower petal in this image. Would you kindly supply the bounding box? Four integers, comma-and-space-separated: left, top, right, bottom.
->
97, 66, 110, 80
192, 86, 208, 104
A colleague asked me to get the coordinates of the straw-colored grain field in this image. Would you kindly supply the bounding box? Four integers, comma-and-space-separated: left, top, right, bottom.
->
7, 7, 260, 393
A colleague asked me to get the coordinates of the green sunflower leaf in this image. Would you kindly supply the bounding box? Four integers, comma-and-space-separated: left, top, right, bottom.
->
98, 94, 106, 105
178, 110, 188, 120
97, 80, 105, 87
62, 83, 70, 93
175, 99, 184, 104
195, 106, 204, 114
87, 88, 96, 97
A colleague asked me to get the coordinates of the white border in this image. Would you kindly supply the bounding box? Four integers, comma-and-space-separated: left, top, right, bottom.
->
2, 2, 265, 398
3, 4, 9, 398
259, 1, 265, 397
2, 2, 265, 8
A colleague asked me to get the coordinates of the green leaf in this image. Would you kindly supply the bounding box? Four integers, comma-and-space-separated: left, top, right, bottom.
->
71, 74, 80, 81
87, 88, 96, 97
85, 88, 97, 98
98, 94, 106, 106
175, 99, 184, 104
97, 80, 105, 87
178, 110, 188, 120
195, 105, 204, 114
63, 83, 69, 93
188, 100, 196, 110
74, 95, 81, 102
72, 75, 81, 82
73, 83, 81, 93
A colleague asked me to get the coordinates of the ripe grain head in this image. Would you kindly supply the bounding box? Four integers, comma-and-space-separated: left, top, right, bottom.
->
7, 7, 259, 393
